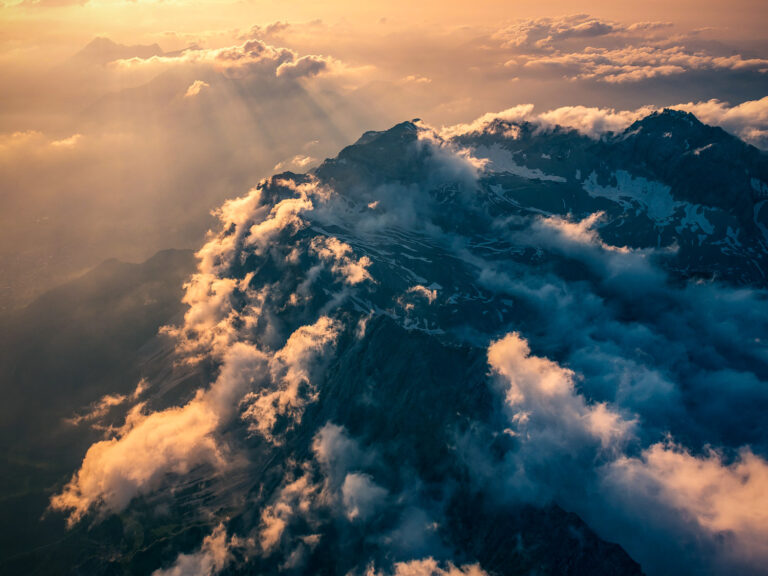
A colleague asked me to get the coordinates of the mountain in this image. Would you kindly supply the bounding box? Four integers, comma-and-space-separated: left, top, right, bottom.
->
0, 249, 197, 574
4, 111, 768, 576
70, 37, 165, 66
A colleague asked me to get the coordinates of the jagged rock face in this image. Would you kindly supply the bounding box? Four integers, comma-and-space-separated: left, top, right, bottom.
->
13, 113, 768, 576
451, 110, 768, 286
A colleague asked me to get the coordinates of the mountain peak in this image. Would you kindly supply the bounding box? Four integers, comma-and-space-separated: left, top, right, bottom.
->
72, 36, 164, 65
626, 108, 706, 136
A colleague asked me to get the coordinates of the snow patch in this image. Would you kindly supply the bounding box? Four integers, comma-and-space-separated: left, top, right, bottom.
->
473, 144, 566, 183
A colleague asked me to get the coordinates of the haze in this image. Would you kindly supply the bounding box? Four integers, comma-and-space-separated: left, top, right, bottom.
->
2, 0, 767, 310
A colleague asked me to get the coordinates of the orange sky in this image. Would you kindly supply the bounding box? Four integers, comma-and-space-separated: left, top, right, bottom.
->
1, 0, 767, 309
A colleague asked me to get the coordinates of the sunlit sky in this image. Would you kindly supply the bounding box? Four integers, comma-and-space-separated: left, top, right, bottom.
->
1, 0, 767, 309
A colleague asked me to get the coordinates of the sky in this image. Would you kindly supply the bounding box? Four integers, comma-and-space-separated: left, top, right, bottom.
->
1, 0, 768, 310
2, 3, 768, 575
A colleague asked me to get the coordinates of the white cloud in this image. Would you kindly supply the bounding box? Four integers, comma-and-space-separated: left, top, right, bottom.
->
488, 332, 633, 454
367, 557, 489, 576
240, 316, 341, 443
406, 285, 437, 304
604, 443, 768, 566
50, 342, 267, 526
445, 98, 768, 149
64, 392, 128, 427
152, 523, 233, 576
259, 473, 319, 554
536, 105, 655, 137
673, 97, 768, 148
184, 79, 210, 98
310, 236, 373, 285
439, 105, 535, 138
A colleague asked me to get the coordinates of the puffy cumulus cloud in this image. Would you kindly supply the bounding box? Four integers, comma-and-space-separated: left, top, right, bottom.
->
488, 332, 633, 455
366, 557, 488, 576
241, 316, 341, 443
152, 523, 233, 576
604, 443, 768, 567
110, 39, 346, 83
310, 236, 373, 285
532, 212, 625, 253
493, 14, 637, 50
243, 21, 292, 40
536, 105, 655, 137
416, 126, 488, 188
482, 324, 768, 573
62, 170, 377, 533
164, 177, 330, 360
673, 97, 768, 149
438, 105, 535, 138
522, 212, 667, 298
51, 398, 225, 526
162, 273, 247, 361
441, 103, 653, 140
276, 54, 332, 80
244, 193, 315, 256
406, 285, 438, 304
52, 163, 369, 521
53, 310, 343, 525
255, 422, 385, 561
50, 342, 268, 526
184, 79, 210, 98
258, 472, 320, 554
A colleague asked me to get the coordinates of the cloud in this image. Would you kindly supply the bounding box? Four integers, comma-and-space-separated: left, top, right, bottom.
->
276, 54, 332, 79
53, 309, 343, 525
494, 15, 631, 50
152, 523, 233, 576
488, 332, 633, 455
367, 558, 489, 576
256, 422, 381, 559
241, 316, 341, 443
673, 97, 768, 148
310, 236, 373, 285
50, 342, 268, 525
259, 473, 319, 554
341, 473, 388, 521
111, 39, 339, 83
406, 285, 437, 304
536, 105, 656, 137
487, 16, 768, 88
444, 98, 768, 149
517, 45, 768, 84
604, 443, 768, 568
184, 79, 210, 98
312, 422, 365, 480
64, 392, 128, 427
439, 105, 535, 138
273, 154, 315, 171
